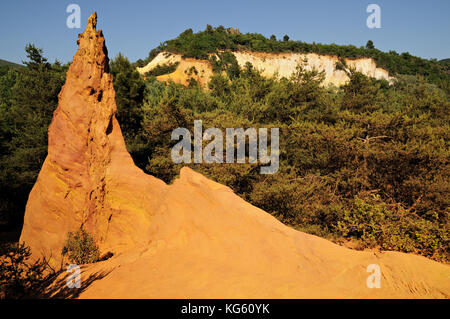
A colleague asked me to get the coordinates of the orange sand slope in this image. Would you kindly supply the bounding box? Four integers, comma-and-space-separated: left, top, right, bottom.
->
21, 13, 449, 299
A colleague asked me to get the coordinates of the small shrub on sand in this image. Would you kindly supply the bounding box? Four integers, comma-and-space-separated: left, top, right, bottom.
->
61, 229, 100, 265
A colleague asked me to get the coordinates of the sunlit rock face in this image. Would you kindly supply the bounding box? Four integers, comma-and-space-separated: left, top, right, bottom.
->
20, 12, 167, 264
232, 51, 393, 85
137, 50, 394, 87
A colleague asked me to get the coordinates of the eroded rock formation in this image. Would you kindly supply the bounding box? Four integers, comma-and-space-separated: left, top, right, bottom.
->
137, 51, 394, 87
21, 13, 449, 298
20, 12, 167, 262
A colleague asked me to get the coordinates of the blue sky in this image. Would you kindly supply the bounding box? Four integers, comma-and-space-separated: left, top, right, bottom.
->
0, 0, 449, 64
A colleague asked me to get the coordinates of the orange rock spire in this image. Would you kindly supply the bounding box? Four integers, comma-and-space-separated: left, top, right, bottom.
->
20, 12, 166, 264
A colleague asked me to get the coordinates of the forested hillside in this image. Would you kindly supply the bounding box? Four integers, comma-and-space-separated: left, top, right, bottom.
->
136, 26, 449, 94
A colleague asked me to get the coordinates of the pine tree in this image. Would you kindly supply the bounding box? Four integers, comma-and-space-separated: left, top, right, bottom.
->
366, 40, 375, 49
0, 44, 66, 226
110, 53, 146, 139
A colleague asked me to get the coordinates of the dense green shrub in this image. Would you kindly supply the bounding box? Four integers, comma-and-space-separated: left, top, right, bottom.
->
144, 62, 179, 77
110, 53, 146, 139
336, 195, 448, 259
61, 229, 100, 265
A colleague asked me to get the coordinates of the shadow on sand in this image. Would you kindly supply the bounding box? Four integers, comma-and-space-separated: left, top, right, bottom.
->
37, 268, 113, 299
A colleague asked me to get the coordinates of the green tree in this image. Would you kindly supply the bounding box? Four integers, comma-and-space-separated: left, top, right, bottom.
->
366, 40, 375, 50
22, 44, 49, 69
110, 53, 146, 139
341, 69, 382, 112
0, 44, 66, 226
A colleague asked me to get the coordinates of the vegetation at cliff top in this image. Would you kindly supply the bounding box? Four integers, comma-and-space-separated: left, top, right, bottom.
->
0, 42, 449, 262
143, 62, 180, 78
137, 25, 449, 94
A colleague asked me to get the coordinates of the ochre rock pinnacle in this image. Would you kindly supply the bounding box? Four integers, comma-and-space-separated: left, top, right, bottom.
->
20, 13, 166, 264
87, 11, 97, 30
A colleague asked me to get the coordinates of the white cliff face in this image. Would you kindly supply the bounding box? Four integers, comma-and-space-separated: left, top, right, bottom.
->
232, 51, 393, 86
137, 51, 393, 86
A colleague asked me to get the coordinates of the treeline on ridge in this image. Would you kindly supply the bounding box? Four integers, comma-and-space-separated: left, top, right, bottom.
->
135, 25, 449, 94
